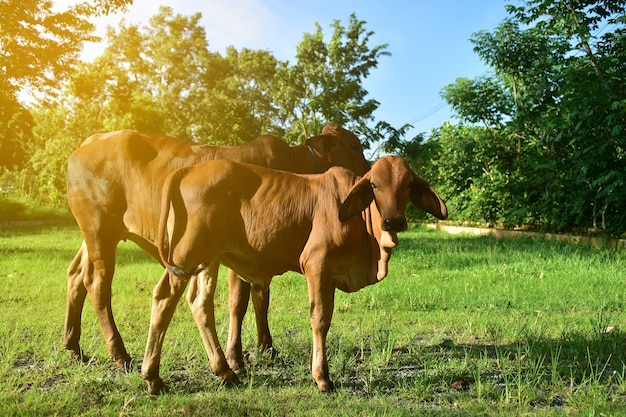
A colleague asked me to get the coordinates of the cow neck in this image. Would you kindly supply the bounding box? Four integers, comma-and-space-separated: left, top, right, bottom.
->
192, 144, 220, 163
290, 143, 322, 174
363, 203, 398, 282
306, 145, 321, 173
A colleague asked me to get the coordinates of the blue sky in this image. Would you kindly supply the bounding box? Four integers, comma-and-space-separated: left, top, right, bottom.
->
70, 0, 513, 137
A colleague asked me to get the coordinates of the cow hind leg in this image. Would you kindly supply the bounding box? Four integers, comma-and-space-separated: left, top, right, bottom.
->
250, 283, 274, 357
187, 262, 239, 386
65, 237, 131, 368
226, 270, 275, 372
142, 270, 190, 395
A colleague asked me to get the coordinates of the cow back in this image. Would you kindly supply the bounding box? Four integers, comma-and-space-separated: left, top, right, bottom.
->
68, 127, 369, 249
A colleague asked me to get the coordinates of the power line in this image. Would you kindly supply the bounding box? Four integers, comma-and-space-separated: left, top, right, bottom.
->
404, 101, 447, 125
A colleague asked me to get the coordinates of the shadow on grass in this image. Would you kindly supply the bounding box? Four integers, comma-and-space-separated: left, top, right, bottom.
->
0, 197, 72, 223
330, 328, 626, 405
152, 327, 626, 399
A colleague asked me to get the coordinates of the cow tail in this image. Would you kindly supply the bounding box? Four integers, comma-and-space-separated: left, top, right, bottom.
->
158, 168, 186, 271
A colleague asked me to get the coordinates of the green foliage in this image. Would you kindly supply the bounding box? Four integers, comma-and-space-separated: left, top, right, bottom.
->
204, 47, 282, 144
424, 125, 519, 225
2, 8, 392, 204
0, 92, 34, 169
0, 0, 130, 170
73, 0, 133, 17
441, 76, 513, 128
471, 18, 569, 120
272, 13, 390, 143
0, 0, 134, 206
0, 0, 96, 95
65, 7, 228, 141
0, 0, 95, 170
433, 0, 626, 235
59, 8, 388, 147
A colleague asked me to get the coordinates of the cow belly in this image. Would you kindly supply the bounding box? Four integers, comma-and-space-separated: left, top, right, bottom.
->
217, 253, 301, 288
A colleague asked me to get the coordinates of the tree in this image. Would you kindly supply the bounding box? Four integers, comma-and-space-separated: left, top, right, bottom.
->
441, 76, 513, 128
0, 92, 34, 169
62, 6, 279, 145
429, 124, 520, 224
507, 0, 626, 84
0, 0, 96, 169
64, 7, 213, 139
199, 47, 280, 145
17, 9, 395, 204
272, 13, 390, 144
369, 121, 414, 159
73, 0, 133, 17
435, 0, 626, 234
506, 0, 626, 233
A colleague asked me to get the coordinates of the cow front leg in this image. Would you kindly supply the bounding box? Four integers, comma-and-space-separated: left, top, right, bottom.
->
306, 275, 335, 392
64, 242, 89, 362
142, 270, 189, 395
188, 262, 239, 385
225, 269, 250, 371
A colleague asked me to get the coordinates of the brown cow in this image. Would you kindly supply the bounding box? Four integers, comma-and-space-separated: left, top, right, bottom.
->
144, 156, 447, 394
65, 125, 370, 369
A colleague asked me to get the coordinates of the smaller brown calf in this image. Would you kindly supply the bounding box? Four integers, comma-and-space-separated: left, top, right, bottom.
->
142, 156, 447, 394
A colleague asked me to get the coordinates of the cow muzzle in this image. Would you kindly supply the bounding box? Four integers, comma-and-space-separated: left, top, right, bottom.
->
383, 217, 407, 232
377, 231, 398, 281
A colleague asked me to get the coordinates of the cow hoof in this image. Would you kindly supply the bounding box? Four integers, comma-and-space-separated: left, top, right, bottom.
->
145, 377, 168, 395
263, 346, 278, 360
231, 364, 247, 377
317, 379, 335, 393
218, 369, 241, 387
68, 349, 91, 364
114, 356, 134, 372
225, 353, 246, 375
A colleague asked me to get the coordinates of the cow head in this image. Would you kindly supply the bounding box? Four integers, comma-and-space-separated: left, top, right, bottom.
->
306, 124, 371, 176
337, 156, 447, 281
338, 156, 448, 228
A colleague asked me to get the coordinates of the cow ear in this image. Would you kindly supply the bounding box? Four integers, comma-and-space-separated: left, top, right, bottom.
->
410, 173, 448, 220
339, 173, 374, 222
306, 134, 338, 154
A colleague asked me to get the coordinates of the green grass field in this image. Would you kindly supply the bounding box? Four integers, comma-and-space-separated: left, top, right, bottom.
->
1, 222, 625, 416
